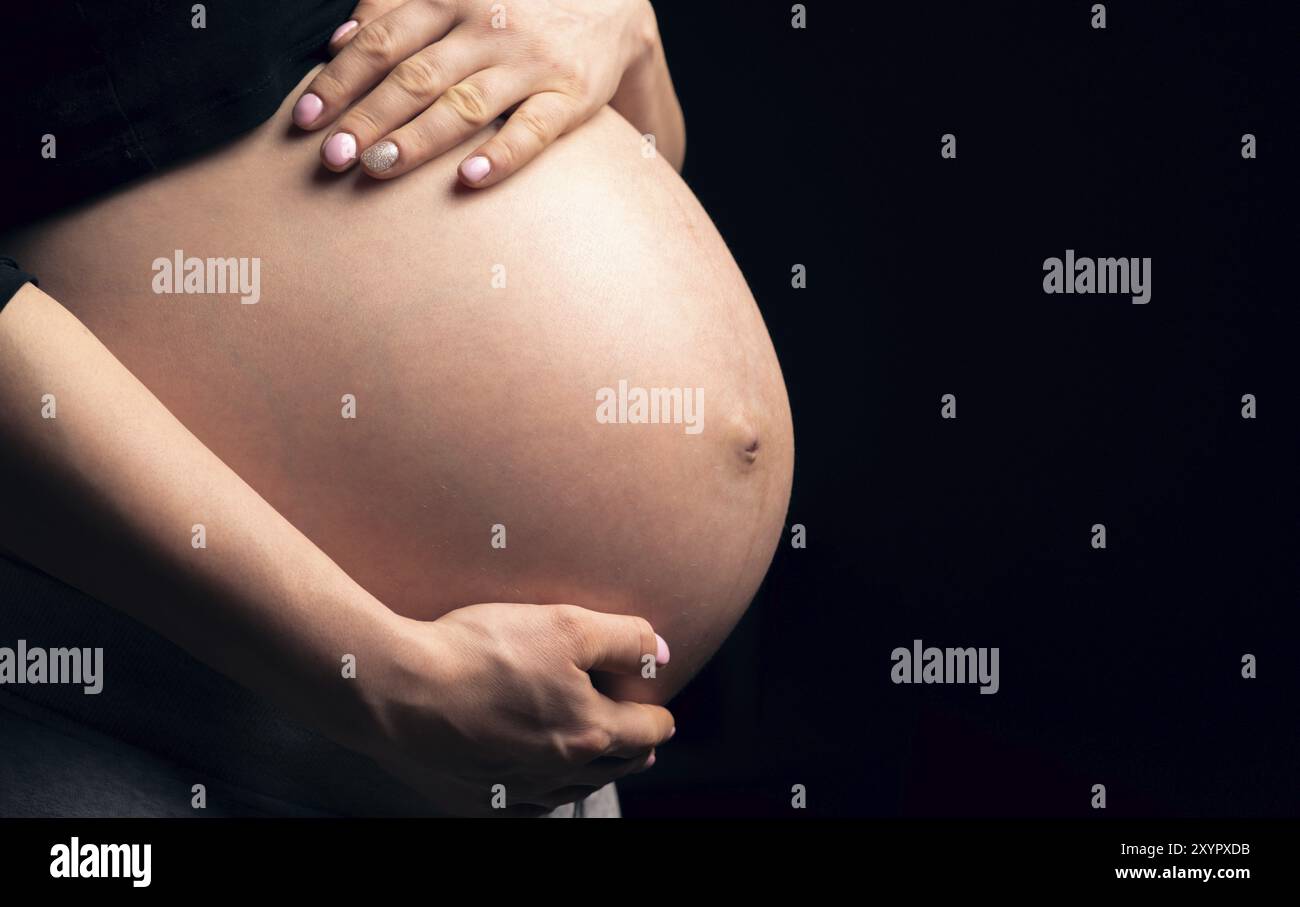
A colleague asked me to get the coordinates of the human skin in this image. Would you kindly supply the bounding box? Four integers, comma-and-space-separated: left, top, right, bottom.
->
3, 67, 792, 708
297, 0, 686, 184
0, 282, 672, 815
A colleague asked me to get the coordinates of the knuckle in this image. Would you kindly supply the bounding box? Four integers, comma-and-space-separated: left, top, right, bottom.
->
310, 69, 348, 104
353, 20, 401, 65
398, 119, 435, 151
342, 105, 385, 137
442, 80, 492, 125
549, 605, 585, 642
390, 54, 442, 103
543, 53, 587, 95
543, 729, 568, 762
629, 616, 654, 643
569, 727, 612, 761
513, 106, 554, 146
626, 616, 655, 656
489, 138, 517, 171
522, 33, 551, 63
563, 65, 589, 96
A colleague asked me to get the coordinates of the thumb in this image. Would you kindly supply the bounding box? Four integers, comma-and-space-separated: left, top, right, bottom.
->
562, 607, 670, 676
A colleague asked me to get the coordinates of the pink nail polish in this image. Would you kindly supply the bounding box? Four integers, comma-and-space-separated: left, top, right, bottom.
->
460, 155, 492, 183
645, 752, 656, 769
331, 20, 359, 43
655, 633, 670, 666
323, 132, 357, 167
293, 93, 323, 128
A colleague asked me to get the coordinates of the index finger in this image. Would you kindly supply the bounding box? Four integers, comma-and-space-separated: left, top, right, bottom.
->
596, 698, 676, 756
292, 2, 459, 129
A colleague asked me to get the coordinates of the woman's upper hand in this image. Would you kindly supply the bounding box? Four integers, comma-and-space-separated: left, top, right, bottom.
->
291, 0, 675, 187
360, 602, 674, 816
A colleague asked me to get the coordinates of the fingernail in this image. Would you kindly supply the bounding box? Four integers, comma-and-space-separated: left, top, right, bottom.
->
655, 633, 670, 666
323, 132, 357, 167
668, 725, 676, 740
293, 92, 323, 128
330, 20, 359, 43
460, 155, 492, 183
645, 752, 656, 769
361, 140, 399, 173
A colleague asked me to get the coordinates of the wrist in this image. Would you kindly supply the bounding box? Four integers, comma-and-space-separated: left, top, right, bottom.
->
300, 581, 413, 761
344, 609, 455, 763
613, 3, 685, 170
624, 1, 662, 73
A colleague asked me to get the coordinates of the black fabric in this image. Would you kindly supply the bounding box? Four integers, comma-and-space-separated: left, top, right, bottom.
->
0, 258, 38, 311
1, 0, 353, 233
0, 0, 418, 815
0, 552, 440, 816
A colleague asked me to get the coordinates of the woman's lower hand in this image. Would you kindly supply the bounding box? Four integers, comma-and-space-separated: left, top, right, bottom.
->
359, 602, 674, 816
291, 0, 680, 186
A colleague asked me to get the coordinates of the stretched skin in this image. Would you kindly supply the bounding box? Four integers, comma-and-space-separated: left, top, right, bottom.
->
3, 68, 794, 703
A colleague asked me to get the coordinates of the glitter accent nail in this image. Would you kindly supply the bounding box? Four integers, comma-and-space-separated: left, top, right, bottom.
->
361, 141, 399, 173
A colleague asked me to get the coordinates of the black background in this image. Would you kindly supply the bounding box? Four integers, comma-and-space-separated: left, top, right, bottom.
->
619, 0, 1299, 817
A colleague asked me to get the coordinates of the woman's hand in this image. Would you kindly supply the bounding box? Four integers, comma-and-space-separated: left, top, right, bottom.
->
359, 602, 675, 816
0, 282, 672, 818
291, 0, 684, 186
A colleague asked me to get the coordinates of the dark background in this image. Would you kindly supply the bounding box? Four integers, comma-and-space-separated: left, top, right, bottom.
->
619, 0, 1299, 817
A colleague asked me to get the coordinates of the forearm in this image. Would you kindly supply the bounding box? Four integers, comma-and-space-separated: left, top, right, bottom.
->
0, 280, 675, 814
0, 284, 396, 755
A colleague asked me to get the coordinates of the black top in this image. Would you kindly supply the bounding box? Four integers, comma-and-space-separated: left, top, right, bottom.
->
0, 2, 440, 812
0, 259, 37, 307
0, 0, 353, 309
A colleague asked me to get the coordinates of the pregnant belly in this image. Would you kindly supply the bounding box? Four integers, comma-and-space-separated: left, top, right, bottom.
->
3, 70, 793, 700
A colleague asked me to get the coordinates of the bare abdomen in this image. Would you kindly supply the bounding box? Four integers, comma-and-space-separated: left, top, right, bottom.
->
3, 71, 794, 700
